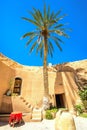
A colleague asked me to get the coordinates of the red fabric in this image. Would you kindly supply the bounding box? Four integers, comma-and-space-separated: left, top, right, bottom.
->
9, 112, 22, 124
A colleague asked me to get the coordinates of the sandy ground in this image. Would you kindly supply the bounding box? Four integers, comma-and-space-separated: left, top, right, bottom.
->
0, 117, 87, 130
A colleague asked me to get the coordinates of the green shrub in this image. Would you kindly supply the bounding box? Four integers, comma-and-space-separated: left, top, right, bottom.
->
50, 108, 58, 113
79, 89, 87, 100
45, 110, 53, 119
79, 86, 87, 109
74, 104, 84, 115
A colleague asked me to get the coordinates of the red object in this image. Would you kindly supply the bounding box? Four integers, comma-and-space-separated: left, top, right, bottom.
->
9, 112, 22, 126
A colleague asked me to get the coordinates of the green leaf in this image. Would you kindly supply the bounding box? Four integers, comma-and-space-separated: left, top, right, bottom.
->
40, 47, 43, 58
54, 24, 64, 29
47, 5, 50, 20
26, 35, 36, 46
56, 14, 67, 21
22, 32, 35, 39
51, 35, 64, 43
54, 40, 62, 51
47, 40, 54, 57
44, 3, 47, 20
62, 32, 70, 38
51, 36, 62, 51
29, 11, 40, 24
29, 41, 37, 53
36, 41, 43, 53
22, 17, 42, 28
54, 9, 62, 18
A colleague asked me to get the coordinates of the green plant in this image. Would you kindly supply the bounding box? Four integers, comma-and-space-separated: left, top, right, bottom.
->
46, 110, 53, 119
74, 104, 84, 115
50, 108, 58, 113
79, 86, 87, 109
79, 86, 87, 100
45, 107, 58, 119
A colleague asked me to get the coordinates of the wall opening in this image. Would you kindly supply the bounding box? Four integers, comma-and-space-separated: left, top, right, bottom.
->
13, 77, 22, 95
55, 94, 65, 108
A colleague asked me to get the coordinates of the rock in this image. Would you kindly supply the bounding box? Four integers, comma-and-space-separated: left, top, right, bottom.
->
42, 97, 50, 110
55, 110, 76, 130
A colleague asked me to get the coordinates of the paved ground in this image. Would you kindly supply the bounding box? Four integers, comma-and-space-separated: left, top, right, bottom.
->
0, 117, 87, 130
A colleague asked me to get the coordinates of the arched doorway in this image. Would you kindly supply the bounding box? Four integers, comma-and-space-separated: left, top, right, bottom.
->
13, 77, 22, 95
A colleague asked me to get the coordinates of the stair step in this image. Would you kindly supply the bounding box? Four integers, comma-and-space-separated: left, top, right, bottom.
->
32, 114, 42, 119
0, 114, 10, 117
25, 102, 29, 105
31, 108, 42, 122
31, 118, 42, 122
32, 111, 42, 114
0, 114, 10, 122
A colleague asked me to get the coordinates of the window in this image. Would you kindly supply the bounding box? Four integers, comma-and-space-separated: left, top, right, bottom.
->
13, 77, 22, 95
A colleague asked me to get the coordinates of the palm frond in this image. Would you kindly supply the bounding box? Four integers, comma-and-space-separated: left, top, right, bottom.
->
47, 5, 50, 20
54, 40, 62, 51
22, 17, 42, 28
22, 32, 35, 39
54, 24, 64, 29
36, 41, 43, 53
56, 14, 67, 21
48, 19, 57, 29
62, 32, 70, 38
44, 3, 47, 20
50, 11, 55, 21
40, 47, 43, 58
54, 9, 62, 18
29, 11, 41, 25
26, 35, 36, 46
55, 30, 69, 38
33, 8, 43, 23
29, 41, 37, 53
49, 29, 58, 33
51, 36, 62, 51
38, 10, 44, 24
47, 40, 54, 57
51, 35, 64, 44
60, 28, 72, 32
36, 41, 43, 57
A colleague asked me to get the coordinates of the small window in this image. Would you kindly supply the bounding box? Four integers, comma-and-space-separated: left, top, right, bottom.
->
13, 77, 22, 95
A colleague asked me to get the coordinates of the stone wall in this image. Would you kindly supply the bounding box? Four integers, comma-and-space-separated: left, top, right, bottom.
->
0, 61, 15, 108
0, 54, 83, 112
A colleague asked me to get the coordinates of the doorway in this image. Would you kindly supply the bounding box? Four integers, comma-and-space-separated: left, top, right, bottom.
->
55, 94, 65, 108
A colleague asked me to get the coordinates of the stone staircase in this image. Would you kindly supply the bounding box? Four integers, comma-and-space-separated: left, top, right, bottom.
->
0, 95, 33, 113
0, 95, 33, 122
0, 95, 43, 122
31, 108, 42, 122
0, 114, 10, 122
12, 96, 33, 113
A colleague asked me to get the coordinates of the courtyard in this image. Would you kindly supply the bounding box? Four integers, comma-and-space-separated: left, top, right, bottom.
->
0, 116, 87, 130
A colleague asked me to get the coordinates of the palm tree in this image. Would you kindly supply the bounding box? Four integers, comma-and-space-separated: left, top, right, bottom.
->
21, 4, 69, 109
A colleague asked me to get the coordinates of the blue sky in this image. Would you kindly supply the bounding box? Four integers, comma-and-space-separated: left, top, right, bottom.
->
0, 0, 87, 66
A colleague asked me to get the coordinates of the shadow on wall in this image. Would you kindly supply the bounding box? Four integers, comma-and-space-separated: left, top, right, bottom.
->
54, 71, 65, 108
0, 95, 13, 114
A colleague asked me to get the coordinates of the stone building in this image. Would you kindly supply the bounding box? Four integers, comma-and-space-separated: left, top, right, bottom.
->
0, 53, 85, 115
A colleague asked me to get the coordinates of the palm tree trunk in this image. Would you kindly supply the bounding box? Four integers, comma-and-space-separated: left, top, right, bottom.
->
42, 36, 50, 110
43, 36, 49, 97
